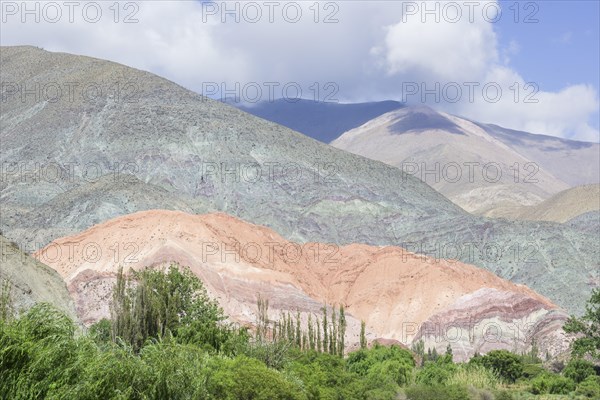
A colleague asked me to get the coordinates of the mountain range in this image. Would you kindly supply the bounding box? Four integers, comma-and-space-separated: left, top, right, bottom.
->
236, 99, 404, 143
0, 45, 598, 318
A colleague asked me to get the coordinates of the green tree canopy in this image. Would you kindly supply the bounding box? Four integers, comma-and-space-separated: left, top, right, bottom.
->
563, 288, 600, 361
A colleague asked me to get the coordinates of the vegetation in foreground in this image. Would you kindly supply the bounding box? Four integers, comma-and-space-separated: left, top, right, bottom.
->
1, 265, 599, 399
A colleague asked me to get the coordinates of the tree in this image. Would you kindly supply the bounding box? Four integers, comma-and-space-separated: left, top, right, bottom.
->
338, 305, 346, 356
563, 358, 596, 384
470, 350, 524, 383
110, 264, 232, 352
0, 280, 13, 323
360, 321, 367, 350
316, 318, 322, 353
322, 305, 328, 353
295, 311, 302, 347
308, 314, 315, 351
256, 295, 269, 341
412, 339, 425, 366
445, 343, 453, 362
563, 289, 600, 361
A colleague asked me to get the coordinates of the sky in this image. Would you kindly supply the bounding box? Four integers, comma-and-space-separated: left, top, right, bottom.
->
1, 0, 599, 141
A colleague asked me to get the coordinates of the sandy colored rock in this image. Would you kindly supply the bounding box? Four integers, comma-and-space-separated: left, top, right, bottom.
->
486, 184, 600, 223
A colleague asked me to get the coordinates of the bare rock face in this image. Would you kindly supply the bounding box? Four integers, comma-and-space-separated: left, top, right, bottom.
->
0, 234, 76, 319
35, 210, 570, 359
413, 288, 570, 362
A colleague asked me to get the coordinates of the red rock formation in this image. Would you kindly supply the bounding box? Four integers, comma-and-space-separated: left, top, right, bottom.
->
34, 210, 570, 359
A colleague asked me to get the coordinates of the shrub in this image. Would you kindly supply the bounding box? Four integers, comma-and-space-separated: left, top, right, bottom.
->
415, 357, 457, 386
563, 358, 596, 383
404, 384, 469, 400
529, 373, 575, 395
575, 375, 600, 398
492, 390, 515, 400
346, 344, 414, 386
520, 363, 545, 380
447, 363, 500, 389
207, 355, 305, 400
470, 350, 523, 383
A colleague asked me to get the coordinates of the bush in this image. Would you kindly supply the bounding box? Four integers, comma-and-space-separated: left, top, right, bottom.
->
207, 355, 305, 400
492, 390, 514, 400
520, 363, 545, 380
575, 375, 600, 398
404, 384, 469, 400
563, 358, 596, 383
470, 350, 523, 383
529, 373, 575, 395
415, 357, 457, 386
346, 344, 414, 386
447, 363, 500, 389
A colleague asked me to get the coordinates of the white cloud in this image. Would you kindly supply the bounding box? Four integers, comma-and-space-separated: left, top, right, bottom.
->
374, 2, 498, 82
451, 66, 600, 141
0, 0, 597, 141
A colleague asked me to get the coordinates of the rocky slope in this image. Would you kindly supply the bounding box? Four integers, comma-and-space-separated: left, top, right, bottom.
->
35, 210, 570, 360
1, 46, 597, 314
0, 234, 76, 319
331, 106, 595, 214
478, 123, 600, 187
486, 184, 600, 222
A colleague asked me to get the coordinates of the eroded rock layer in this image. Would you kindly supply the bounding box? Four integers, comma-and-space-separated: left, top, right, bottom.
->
35, 210, 569, 360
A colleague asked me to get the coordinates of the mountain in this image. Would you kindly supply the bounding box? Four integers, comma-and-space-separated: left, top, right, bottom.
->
0, 46, 597, 314
0, 234, 76, 319
34, 210, 570, 361
236, 99, 404, 143
477, 123, 600, 187
331, 106, 599, 215
488, 184, 600, 222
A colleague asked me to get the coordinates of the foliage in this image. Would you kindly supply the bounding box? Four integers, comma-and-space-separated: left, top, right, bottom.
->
446, 363, 500, 389
529, 372, 575, 395
0, 279, 13, 323
111, 264, 239, 353
404, 384, 469, 400
5, 267, 599, 399
207, 355, 304, 400
575, 375, 600, 398
520, 363, 546, 380
415, 355, 456, 385
492, 390, 515, 400
360, 320, 367, 349
89, 318, 112, 344
562, 358, 596, 384
563, 288, 600, 361
346, 344, 415, 386
240, 338, 292, 370
470, 350, 524, 383
521, 341, 542, 364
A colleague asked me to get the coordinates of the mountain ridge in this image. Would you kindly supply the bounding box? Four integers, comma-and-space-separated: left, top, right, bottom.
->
1, 46, 597, 314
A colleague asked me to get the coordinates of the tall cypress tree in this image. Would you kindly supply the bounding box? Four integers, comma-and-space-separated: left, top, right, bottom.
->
316, 318, 322, 353
295, 311, 301, 347
360, 320, 367, 349
330, 307, 337, 355
322, 305, 328, 352
308, 314, 315, 351
338, 305, 346, 356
